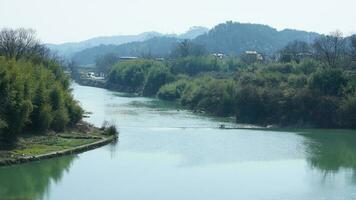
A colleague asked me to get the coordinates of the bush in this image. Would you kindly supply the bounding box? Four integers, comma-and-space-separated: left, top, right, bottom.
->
157, 79, 189, 101
338, 94, 356, 128
308, 68, 347, 96
170, 56, 227, 76
142, 64, 174, 96
108, 59, 165, 92
180, 77, 236, 116
101, 121, 119, 136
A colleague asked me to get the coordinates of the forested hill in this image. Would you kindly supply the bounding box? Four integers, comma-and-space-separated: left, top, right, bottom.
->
193, 22, 319, 55
72, 37, 180, 66
71, 22, 320, 66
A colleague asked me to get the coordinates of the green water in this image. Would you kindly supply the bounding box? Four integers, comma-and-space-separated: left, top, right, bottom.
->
0, 83, 356, 200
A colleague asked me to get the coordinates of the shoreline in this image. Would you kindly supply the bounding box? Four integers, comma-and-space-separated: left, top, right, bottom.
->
0, 134, 117, 167
73, 80, 356, 131
0, 121, 119, 167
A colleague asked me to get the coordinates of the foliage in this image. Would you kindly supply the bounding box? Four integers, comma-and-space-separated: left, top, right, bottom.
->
95, 53, 120, 73
157, 79, 189, 101
180, 77, 236, 116
308, 69, 346, 96
108, 59, 166, 93
0, 28, 83, 148
101, 121, 119, 136
170, 40, 206, 58
194, 21, 319, 55
0, 57, 83, 147
103, 31, 356, 129
170, 56, 227, 76
142, 64, 174, 96
279, 40, 312, 63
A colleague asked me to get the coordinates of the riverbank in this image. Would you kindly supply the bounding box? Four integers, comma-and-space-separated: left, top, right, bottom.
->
0, 123, 118, 167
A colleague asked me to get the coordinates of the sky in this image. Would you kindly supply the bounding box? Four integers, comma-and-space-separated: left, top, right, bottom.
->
0, 0, 355, 44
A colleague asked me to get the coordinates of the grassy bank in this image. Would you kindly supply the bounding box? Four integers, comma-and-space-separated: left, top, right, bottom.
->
0, 123, 118, 166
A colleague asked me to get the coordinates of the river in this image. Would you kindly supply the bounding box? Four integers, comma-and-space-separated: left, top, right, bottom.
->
0, 83, 356, 200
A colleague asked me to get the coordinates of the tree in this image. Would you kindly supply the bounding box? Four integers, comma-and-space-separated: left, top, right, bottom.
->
308, 69, 346, 96
143, 65, 174, 96
95, 53, 120, 73
313, 31, 346, 68
0, 28, 45, 60
279, 40, 312, 63
171, 40, 206, 58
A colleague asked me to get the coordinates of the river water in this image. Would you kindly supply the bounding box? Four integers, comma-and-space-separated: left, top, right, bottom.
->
1, 83, 356, 200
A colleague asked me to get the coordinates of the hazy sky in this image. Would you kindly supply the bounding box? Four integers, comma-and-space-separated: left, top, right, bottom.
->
0, 0, 355, 44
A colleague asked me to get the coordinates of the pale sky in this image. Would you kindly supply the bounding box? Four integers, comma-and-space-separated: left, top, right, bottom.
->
0, 0, 355, 44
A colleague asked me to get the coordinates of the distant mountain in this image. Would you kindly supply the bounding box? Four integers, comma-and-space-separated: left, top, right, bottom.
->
47, 32, 162, 58
194, 22, 319, 55
179, 26, 209, 39
47, 27, 209, 58
72, 37, 180, 65
70, 22, 321, 66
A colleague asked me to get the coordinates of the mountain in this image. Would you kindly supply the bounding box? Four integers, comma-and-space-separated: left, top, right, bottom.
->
47, 32, 162, 58
194, 22, 319, 55
178, 26, 209, 39
70, 22, 321, 66
72, 37, 180, 65
47, 27, 209, 58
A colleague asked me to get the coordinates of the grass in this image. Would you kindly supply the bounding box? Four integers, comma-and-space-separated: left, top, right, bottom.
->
0, 129, 105, 160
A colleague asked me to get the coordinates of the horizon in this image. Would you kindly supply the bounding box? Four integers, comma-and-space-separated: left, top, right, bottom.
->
1, 0, 355, 44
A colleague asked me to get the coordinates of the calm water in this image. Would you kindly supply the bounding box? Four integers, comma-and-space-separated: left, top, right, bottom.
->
1, 83, 356, 200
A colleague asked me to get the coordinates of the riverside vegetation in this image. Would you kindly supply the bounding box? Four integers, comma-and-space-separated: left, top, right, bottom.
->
92, 31, 356, 129
0, 28, 117, 161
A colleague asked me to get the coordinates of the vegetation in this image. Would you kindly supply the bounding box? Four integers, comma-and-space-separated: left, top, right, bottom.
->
104, 31, 356, 129
107, 59, 174, 94
101, 121, 119, 136
0, 28, 84, 149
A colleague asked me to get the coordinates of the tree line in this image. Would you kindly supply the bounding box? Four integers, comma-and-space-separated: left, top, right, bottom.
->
97, 31, 356, 128
0, 28, 83, 148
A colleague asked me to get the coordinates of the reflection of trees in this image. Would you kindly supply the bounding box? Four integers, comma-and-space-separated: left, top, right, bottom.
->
301, 130, 356, 172
0, 155, 76, 200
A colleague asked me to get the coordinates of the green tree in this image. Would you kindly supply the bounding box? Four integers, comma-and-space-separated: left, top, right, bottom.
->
308, 68, 346, 96
143, 65, 174, 96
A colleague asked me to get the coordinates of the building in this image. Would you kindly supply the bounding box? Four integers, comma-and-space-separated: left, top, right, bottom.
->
241, 51, 264, 64
212, 53, 225, 59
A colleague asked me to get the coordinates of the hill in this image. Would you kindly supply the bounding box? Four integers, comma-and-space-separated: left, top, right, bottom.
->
71, 37, 180, 65
194, 22, 319, 55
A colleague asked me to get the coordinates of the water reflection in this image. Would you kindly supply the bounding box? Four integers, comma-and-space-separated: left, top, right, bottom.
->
301, 130, 356, 173
0, 155, 76, 200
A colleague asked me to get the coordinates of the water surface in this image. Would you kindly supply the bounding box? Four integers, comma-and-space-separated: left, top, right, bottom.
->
1, 83, 356, 200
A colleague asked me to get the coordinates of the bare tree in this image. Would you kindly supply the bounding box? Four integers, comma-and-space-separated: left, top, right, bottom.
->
0, 28, 43, 60
313, 31, 346, 68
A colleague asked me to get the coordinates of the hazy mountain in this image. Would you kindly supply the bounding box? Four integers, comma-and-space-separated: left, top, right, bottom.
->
179, 26, 209, 39
47, 32, 162, 57
47, 27, 209, 58
194, 22, 319, 55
